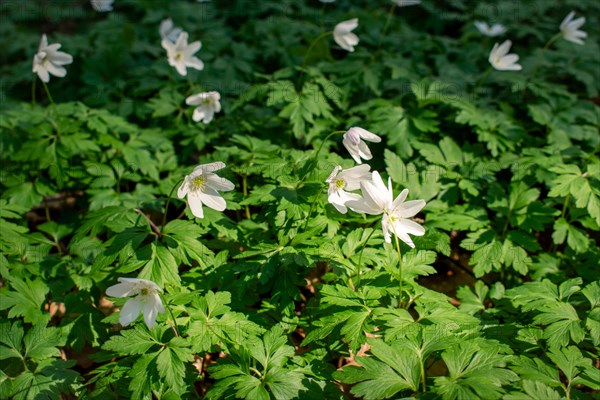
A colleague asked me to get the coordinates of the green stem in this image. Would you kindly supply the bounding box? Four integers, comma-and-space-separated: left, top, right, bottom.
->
161, 178, 184, 230
523, 33, 562, 96
376, 4, 397, 52
388, 217, 404, 307
297, 31, 332, 87
31, 77, 36, 106
420, 355, 427, 392
242, 175, 251, 219
560, 194, 571, 219
529, 33, 562, 82
305, 130, 345, 179
354, 228, 376, 290
159, 293, 179, 337
41, 80, 58, 114
302, 187, 324, 231
43, 197, 51, 222
394, 234, 404, 307
474, 67, 493, 95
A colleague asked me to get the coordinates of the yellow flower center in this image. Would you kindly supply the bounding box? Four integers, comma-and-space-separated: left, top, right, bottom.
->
335, 179, 345, 189
190, 175, 207, 192
140, 288, 149, 296
175, 52, 183, 61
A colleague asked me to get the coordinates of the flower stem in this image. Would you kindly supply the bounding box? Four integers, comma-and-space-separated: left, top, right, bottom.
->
523, 33, 562, 96
474, 67, 493, 96
354, 228, 376, 290
376, 4, 397, 53
393, 233, 404, 307
420, 356, 427, 392
159, 293, 179, 337
31, 77, 36, 106
388, 215, 404, 307
161, 178, 184, 230
242, 175, 251, 219
302, 187, 324, 231
530, 33, 562, 82
41, 80, 58, 114
297, 31, 332, 87
135, 208, 162, 237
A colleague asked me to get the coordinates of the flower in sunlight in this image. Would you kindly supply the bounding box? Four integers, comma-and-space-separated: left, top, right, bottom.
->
106, 278, 164, 329
161, 32, 204, 76
325, 165, 372, 214
178, 162, 235, 218
474, 21, 507, 37
342, 127, 382, 164
186, 91, 221, 124
333, 18, 359, 52
560, 11, 587, 45
160, 18, 183, 43
488, 40, 521, 71
347, 171, 426, 247
90, 0, 114, 12
32, 34, 73, 83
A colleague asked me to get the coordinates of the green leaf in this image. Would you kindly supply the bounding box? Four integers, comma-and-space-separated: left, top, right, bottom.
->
156, 337, 194, 394
163, 220, 213, 269
102, 326, 160, 355
0, 322, 24, 361
138, 242, 180, 287
0, 277, 49, 323
434, 340, 517, 400
504, 380, 562, 400
334, 339, 420, 399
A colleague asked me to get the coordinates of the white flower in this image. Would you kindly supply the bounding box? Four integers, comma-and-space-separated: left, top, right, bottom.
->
186, 91, 221, 124
160, 18, 183, 43
560, 11, 587, 45
161, 32, 204, 76
178, 162, 235, 218
90, 0, 114, 12
333, 18, 359, 52
347, 171, 425, 247
474, 21, 507, 37
106, 278, 164, 328
488, 40, 521, 71
392, 0, 421, 6
342, 127, 382, 164
325, 165, 372, 214
32, 34, 73, 83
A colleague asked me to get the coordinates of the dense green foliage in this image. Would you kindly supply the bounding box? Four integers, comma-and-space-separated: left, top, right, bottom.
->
1, 0, 599, 399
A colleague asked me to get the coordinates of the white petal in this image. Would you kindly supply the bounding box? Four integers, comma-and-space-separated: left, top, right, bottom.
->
119, 298, 143, 326
391, 189, 409, 210
342, 138, 362, 164
106, 282, 135, 298
36, 68, 50, 83
143, 294, 164, 328
356, 140, 373, 160
194, 162, 226, 174
187, 193, 205, 218
177, 178, 189, 199
197, 187, 226, 211
325, 165, 342, 184
396, 218, 425, 236
192, 107, 208, 122
46, 63, 67, 78
185, 57, 204, 71
397, 199, 426, 218
206, 175, 235, 191
354, 127, 381, 142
